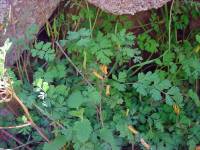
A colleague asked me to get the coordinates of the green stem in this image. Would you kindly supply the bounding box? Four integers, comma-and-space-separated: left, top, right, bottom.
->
85, 0, 92, 31
168, 0, 175, 52
92, 8, 101, 32
128, 57, 160, 73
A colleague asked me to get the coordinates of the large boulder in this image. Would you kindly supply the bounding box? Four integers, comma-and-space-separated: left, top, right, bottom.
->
87, 0, 171, 15
0, 0, 60, 66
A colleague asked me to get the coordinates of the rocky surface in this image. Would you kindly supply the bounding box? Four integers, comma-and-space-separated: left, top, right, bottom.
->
87, 0, 171, 15
0, 0, 60, 66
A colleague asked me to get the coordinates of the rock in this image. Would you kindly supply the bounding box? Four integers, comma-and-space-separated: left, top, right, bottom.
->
87, 0, 171, 15
0, 0, 60, 66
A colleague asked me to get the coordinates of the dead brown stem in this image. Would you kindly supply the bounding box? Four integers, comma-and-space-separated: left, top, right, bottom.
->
1, 129, 32, 150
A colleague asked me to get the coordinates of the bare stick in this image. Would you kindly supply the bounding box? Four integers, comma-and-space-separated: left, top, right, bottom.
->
1, 129, 32, 150
7, 88, 49, 142
13, 141, 37, 150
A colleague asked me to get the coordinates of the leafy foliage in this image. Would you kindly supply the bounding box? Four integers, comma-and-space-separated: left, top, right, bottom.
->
31, 41, 55, 62
1, 1, 200, 150
137, 33, 159, 53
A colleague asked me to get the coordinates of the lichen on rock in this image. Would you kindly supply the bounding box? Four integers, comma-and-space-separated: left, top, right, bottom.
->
87, 0, 171, 15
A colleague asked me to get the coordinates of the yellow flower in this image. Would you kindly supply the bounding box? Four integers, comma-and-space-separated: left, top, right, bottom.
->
128, 125, 138, 135
173, 104, 180, 115
93, 70, 104, 80
106, 85, 110, 96
100, 65, 108, 75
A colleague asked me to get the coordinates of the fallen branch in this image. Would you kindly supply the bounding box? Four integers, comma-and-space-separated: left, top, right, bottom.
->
7, 89, 50, 142
0, 84, 49, 142
1, 129, 32, 150
13, 141, 38, 150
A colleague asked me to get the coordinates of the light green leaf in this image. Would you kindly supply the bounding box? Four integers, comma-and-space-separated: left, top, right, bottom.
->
80, 142, 94, 150
163, 51, 175, 65
42, 82, 49, 92
158, 80, 171, 90
133, 83, 147, 96
150, 89, 162, 101
166, 95, 173, 105
188, 89, 200, 107
43, 135, 67, 150
67, 91, 85, 108
33, 78, 43, 88
35, 41, 44, 50
118, 71, 127, 83
86, 87, 101, 104
196, 34, 200, 43
99, 128, 119, 150
73, 119, 92, 143
167, 86, 179, 95
69, 108, 84, 119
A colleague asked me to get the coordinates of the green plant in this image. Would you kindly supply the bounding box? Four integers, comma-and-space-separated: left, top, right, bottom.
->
1, 1, 200, 150
31, 41, 56, 62
137, 33, 159, 53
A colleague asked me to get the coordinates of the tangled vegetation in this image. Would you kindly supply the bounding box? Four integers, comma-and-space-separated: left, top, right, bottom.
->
1, 0, 200, 149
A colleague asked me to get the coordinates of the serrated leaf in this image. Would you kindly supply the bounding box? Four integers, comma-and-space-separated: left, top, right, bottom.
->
42, 82, 49, 92
69, 108, 84, 119
122, 47, 134, 57
167, 86, 179, 95
158, 80, 171, 90
180, 115, 191, 126
137, 33, 159, 53
133, 83, 147, 96
154, 120, 164, 132
35, 41, 44, 50
163, 51, 175, 65
43, 135, 67, 150
188, 89, 200, 107
73, 119, 92, 143
118, 71, 127, 83
99, 128, 119, 150
67, 91, 85, 108
43, 42, 52, 50
166, 95, 173, 105
113, 82, 126, 92
31, 49, 38, 57
33, 78, 43, 88
145, 39, 159, 53
150, 89, 162, 101
80, 142, 94, 150
196, 34, 200, 43
86, 87, 101, 104
77, 38, 91, 47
